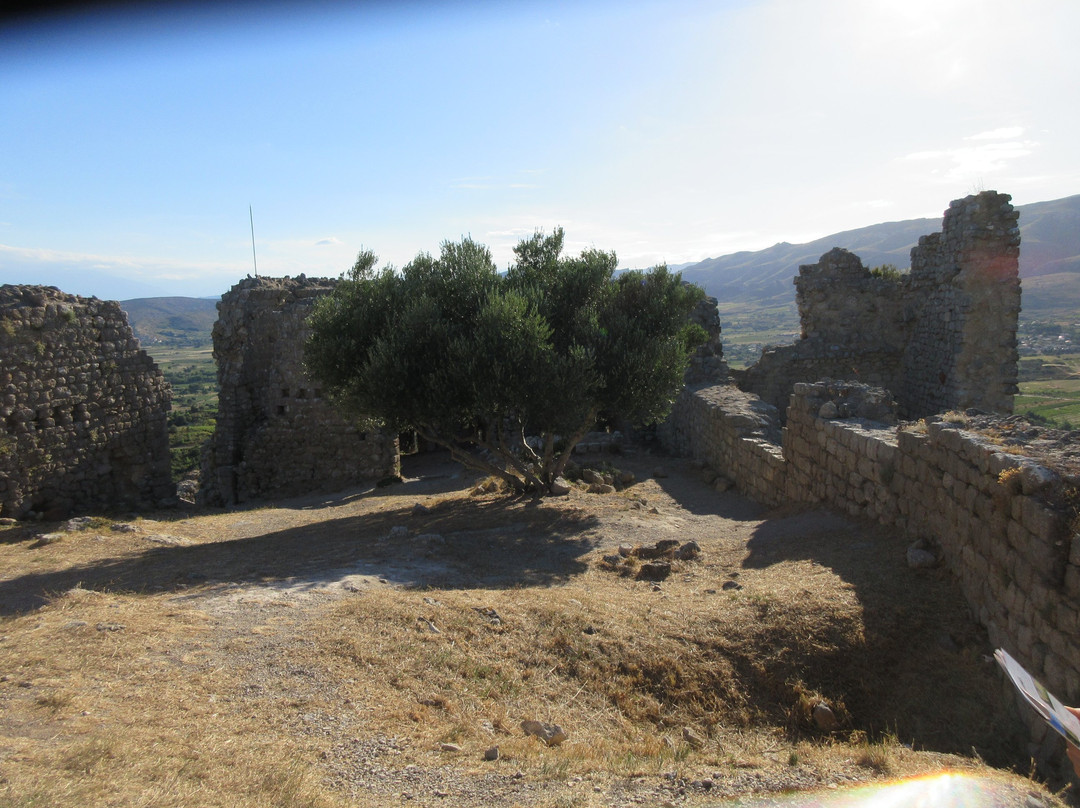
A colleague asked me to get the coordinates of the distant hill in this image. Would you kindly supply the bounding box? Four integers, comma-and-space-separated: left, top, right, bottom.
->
114, 194, 1079, 353
679, 194, 1080, 321
120, 297, 219, 347
1012, 196, 1080, 320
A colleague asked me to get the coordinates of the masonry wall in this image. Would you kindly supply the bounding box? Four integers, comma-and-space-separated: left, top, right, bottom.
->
901, 192, 1022, 416
683, 292, 727, 385
662, 379, 1080, 769
658, 383, 786, 506
738, 192, 1021, 419
0, 285, 173, 519
201, 276, 398, 506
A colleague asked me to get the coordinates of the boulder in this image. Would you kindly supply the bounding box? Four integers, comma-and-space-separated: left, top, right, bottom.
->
636, 561, 672, 581
521, 719, 567, 747
549, 477, 572, 496
675, 541, 701, 560
812, 702, 840, 731
582, 468, 604, 485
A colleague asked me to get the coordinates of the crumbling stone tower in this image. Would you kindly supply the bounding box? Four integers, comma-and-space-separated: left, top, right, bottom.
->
900, 190, 1021, 415
201, 276, 398, 505
739, 191, 1021, 419
0, 285, 173, 519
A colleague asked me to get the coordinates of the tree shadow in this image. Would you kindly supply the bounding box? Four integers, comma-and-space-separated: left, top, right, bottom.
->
0, 495, 601, 616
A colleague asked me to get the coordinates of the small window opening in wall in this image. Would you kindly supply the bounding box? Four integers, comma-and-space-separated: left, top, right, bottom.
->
281, 388, 290, 398
277, 405, 287, 416
297, 389, 307, 399
358, 432, 367, 441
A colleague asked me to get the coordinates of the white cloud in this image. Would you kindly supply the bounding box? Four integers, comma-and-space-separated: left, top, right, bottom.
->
0, 242, 248, 298
0, 241, 247, 289
967, 127, 1025, 141
315, 236, 341, 246
0, 242, 237, 277
903, 132, 1037, 182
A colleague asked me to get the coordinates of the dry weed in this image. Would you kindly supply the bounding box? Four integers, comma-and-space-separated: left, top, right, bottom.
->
0, 454, 1066, 807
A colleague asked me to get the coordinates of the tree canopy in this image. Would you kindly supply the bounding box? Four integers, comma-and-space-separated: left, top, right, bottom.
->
304, 228, 705, 493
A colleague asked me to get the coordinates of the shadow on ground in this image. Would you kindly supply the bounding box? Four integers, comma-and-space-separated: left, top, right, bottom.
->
737, 508, 1027, 767
0, 492, 602, 616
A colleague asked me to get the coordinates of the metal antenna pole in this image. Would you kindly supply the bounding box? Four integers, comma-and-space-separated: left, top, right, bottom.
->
249, 205, 259, 276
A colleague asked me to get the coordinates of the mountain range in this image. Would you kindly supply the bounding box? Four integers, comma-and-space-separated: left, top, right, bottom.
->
120, 297, 219, 347
673, 194, 1080, 321
107, 193, 1080, 346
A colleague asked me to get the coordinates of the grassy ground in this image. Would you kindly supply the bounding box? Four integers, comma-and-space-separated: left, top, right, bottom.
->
1017, 354, 1080, 430
0, 453, 1068, 807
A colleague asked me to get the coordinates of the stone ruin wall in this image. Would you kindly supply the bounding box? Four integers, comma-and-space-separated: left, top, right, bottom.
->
201, 276, 398, 506
683, 291, 727, 385
738, 192, 1021, 420
0, 285, 173, 519
661, 191, 1078, 772
663, 379, 1080, 774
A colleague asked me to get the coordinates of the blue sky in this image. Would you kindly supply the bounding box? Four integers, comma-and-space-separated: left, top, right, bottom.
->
2, 0, 1078, 299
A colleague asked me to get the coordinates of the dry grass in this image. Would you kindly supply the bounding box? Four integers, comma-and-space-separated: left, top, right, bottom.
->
0, 453, 1066, 806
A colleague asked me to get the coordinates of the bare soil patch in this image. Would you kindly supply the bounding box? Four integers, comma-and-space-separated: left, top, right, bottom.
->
0, 450, 1069, 807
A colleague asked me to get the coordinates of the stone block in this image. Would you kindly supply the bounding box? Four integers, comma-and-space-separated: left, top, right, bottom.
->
1021, 498, 1065, 542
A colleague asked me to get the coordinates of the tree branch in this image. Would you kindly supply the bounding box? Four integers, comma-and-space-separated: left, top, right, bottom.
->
417, 427, 528, 493
481, 434, 546, 493
551, 410, 598, 480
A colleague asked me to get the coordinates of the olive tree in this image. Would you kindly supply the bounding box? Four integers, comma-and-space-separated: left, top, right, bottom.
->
305, 228, 704, 493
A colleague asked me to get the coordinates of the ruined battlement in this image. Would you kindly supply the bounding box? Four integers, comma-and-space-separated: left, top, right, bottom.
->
684, 291, 726, 385
660, 192, 1080, 765
200, 276, 398, 505
0, 285, 173, 519
739, 191, 1021, 419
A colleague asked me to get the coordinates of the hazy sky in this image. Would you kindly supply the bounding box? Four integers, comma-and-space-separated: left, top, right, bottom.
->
2, 0, 1078, 299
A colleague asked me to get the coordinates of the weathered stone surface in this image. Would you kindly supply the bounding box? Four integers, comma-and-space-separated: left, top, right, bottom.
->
682, 726, 706, 748
653, 191, 1080, 761
683, 293, 727, 385
581, 468, 604, 485
713, 476, 734, 493
813, 702, 840, 731
521, 720, 567, 747
0, 285, 173, 519
636, 539, 680, 559
549, 477, 571, 496
675, 540, 701, 560
736, 192, 1020, 421
200, 276, 399, 505
636, 561, 672, 581
906, 545, 937, 569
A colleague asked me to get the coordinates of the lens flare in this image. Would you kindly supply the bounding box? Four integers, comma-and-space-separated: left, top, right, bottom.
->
717, 772, 1042, 807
